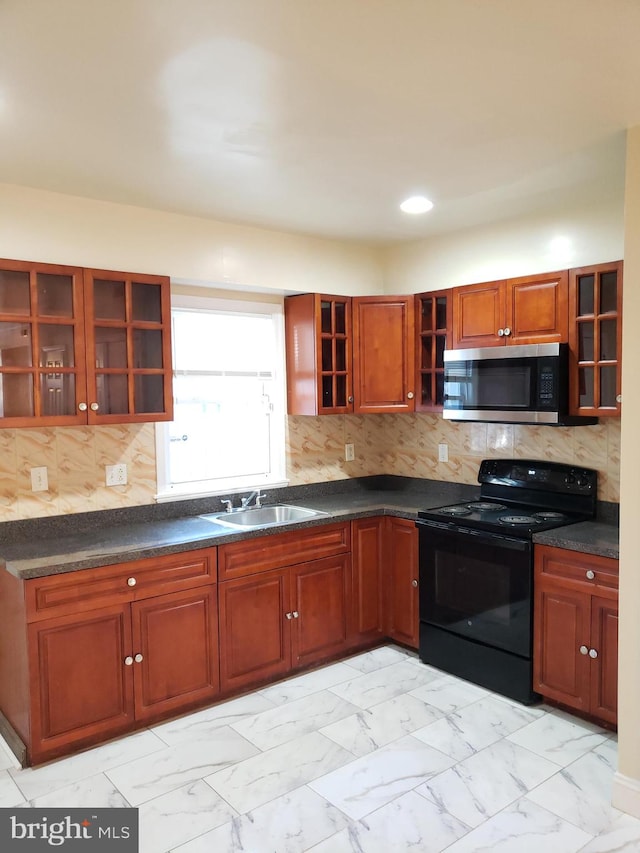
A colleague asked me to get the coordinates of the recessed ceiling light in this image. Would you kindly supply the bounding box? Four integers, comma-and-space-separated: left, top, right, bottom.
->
400, 195, 434, 214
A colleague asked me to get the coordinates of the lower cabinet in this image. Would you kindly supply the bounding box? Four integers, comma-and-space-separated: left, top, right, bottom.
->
533, 544, 618, 726
0, 548, 219, 765
352, 516, 419, 649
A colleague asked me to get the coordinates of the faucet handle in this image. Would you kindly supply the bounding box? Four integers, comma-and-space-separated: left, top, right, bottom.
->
255, 492, 267, 507
220, 499, 233, 513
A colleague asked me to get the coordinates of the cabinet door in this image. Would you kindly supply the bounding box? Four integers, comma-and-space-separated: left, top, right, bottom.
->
590, 594, 618, 725
384, 517, 419, 649
452, 280, 505, 348
291, 555, 351, 668
533, 582, 591, 713
351, 518, 385, 643
131, 587, 219, 722
352, 296, 415, 412
83, 269, 173, 423
28, 604, 134, 763
0, 258, 89, 426
569, 261, 623, 416
505, 271, 568, 345
218, 569, 290, 692
284, 293, 353, 415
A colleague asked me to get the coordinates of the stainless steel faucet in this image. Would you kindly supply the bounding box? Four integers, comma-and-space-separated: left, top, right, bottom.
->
241, 490, 267, 508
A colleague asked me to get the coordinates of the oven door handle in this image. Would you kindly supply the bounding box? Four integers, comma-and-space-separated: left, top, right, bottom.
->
456, 526, 530, 551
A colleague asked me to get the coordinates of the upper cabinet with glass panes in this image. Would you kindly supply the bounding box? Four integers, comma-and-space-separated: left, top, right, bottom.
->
0, 259, 172, 427
569, 261, 623, 417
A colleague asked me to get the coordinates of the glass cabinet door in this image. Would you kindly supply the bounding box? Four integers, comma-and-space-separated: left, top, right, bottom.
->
415, 291, 451, 412
0, 261, 87, 424
317, 295, 352, 413
569, 262, 622, 416
84, 270, 172, 422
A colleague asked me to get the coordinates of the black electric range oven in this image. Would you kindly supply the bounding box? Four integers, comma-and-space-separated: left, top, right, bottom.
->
416, 459, 597, 704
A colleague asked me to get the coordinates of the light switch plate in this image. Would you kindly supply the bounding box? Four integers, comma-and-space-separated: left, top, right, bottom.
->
344, 443, 355, 462
438, 443, 449, 462
30, 466, 48, 492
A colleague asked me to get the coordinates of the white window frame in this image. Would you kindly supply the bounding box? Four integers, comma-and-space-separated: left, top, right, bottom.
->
155, 293, 288, 502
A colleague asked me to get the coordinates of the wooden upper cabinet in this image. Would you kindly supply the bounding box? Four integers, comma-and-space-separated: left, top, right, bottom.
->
284, 293, 353, 415
568, 261, 623, 417
452, 271, 568, 348
285, 293, 415, 415
0, 259, 173, 427
415, 290, 451, 411
352, 295, 415, 413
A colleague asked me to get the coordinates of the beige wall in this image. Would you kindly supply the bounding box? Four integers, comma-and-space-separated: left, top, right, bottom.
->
613, 127, 640, 814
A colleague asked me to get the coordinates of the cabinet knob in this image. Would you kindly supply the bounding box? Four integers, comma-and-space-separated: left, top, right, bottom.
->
285, 612, 293, 620
412, 579, 418, 588
134, 653, 143, 663
585, 570, 595, 580
497, 328, 504, 337
589, 648, 598, 659
292, 610, 299, 618
503, 327, 511, 336
90, 402, 99, 412
616, 394, 622, 403
348, 396, 354, 403
127, 577, 137, 587
78, 402, 88, 412
579, 645, 589, 655
407, 392, 414, 400
124, 656, 134, 666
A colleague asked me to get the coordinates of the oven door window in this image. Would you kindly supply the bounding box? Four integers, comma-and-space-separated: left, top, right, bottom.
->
420, 525, 532, 657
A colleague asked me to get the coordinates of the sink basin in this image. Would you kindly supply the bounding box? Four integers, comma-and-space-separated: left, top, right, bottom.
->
199, 504, 329, 530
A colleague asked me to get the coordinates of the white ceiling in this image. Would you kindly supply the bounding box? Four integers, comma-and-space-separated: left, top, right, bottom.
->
1, 0, 639, 244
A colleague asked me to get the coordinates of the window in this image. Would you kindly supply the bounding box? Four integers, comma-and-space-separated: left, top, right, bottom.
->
156, 295, 286, 500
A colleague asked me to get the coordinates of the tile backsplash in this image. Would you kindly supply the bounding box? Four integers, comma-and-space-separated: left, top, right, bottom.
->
0, 415, 620, 521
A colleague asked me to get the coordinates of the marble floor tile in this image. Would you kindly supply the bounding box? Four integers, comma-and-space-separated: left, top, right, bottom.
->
507, 710, 609, 767
0, 771, 27, 808
138, 779, 237, 853
258, 661, 358, 705
320, 692, 444, 757
307, 789, 470, 853
10, 730, 167, 802
341, 645, 411, 673
418, 738, 558, 828
412, 694, 543, 762
578, 813, 640, 852
151, 692, 277, 746
204, 731, 353, 814
105, 727, 258, 806
444, 796, 593, 852
231, 690, 359, 750
30, 772, 130, 808
526, 739, 623, 836
173, 785, 349, 853
409, 673, 490, 714
328, 660, 438, 709
309, 734, 455, 820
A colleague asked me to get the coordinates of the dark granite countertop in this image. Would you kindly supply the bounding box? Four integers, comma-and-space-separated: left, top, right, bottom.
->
533, 521, 619, 560
0, 476, 619, 579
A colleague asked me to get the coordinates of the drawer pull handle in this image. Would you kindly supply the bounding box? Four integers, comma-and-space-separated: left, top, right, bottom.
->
579, 645, 588, 655
134, 653, 143, 663
127, 577, 137, 587
586, 570, 595, 580
589, 648, 598, 659
124, 656, 134, 666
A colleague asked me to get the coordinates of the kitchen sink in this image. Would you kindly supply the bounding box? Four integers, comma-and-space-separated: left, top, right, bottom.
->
199, 504, 329, 530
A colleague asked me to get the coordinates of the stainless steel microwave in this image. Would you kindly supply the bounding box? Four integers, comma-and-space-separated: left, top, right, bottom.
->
442, 343, 597, 425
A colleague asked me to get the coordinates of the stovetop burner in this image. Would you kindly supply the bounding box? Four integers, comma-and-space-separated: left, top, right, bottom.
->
532, 511, 566, 520
468, 502, 506, 511
439, 506, 472, 516
498, 515, 539, 525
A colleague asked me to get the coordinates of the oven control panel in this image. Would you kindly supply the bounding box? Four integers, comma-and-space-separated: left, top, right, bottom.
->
478, 459, 597, 495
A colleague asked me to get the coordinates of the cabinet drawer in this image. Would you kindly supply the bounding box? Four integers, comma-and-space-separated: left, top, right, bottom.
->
218, 522, 350, 581
25, 548, 217, 622
535, 545, 618, 591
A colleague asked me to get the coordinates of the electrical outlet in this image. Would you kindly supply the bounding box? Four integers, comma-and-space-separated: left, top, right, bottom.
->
344, 443, 355, 462
438, 443, 449, 463
105, 463, 127, 487
30, 466, 48, 492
